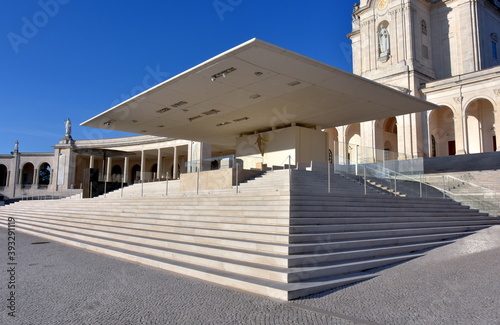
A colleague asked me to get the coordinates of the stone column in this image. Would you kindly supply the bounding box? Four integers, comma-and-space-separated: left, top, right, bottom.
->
157, 148, 162, 180
173, 146, 178, 179
106, 157, 112, 182
140, 150, 145, 181
89, 155, 95, 169
34, 169, 38, 185
124, 157, 129, 184
454, 114, 467, 155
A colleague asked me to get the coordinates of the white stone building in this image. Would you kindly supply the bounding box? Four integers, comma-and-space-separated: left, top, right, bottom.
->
327, 0, 500, 162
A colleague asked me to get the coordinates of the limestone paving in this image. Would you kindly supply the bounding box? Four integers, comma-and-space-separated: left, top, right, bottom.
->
1, 226, 500, 324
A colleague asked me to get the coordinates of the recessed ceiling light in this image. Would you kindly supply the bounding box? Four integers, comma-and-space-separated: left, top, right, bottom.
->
140, 130, 147, 133
287, 81, 301, 86
156, 107, 171, 113
171, 100, 188, 108
157, 125, 164, 128
233, 117, 249, 122
249, 94, 261, 99
210, 67, 237, 81
216, 121, 231, 127
188, 115, 202, 122
202, 109, 220, 116
132, 120, 138, 123
255, 72, 263, 76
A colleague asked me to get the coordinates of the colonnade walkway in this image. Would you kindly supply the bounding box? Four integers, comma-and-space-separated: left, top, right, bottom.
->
0, 169, 498, 301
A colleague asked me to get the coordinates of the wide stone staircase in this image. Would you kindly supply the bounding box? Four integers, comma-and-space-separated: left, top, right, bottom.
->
0, 169, 498, 300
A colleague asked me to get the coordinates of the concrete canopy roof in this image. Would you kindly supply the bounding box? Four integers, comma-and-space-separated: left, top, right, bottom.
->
82, 38, 438, 147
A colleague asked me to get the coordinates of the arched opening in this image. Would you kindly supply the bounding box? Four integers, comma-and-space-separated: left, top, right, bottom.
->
21, 162, 35, 187
325, 127, 339, 162
111, 165, 122, 182
38, 163, 51, 187
429, 106, 456, 156
0, 164, 7, 187
346, 123, 361, 164
150, 163, 158, 180
465, 98, 495, 154
131, 164, 141, 184
382, 117, 398, 160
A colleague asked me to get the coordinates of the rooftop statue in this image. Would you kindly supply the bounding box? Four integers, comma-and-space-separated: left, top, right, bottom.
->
65, 118, 72, 137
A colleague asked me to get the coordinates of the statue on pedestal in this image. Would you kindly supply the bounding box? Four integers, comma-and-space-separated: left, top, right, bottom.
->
14, 140, 19, 153
64, 118, 72, 137
379, 25, 390, 60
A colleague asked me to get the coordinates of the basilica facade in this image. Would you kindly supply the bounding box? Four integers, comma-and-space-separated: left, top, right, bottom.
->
327, 0, 500, 163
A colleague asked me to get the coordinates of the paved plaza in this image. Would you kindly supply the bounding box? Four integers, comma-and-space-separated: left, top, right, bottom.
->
1, 226, 500, 325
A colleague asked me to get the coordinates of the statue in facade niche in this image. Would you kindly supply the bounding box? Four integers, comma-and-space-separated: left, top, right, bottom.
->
379, 25, 390, 58
64, 118, 72, 137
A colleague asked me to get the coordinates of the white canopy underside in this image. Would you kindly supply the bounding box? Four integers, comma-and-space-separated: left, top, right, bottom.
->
82, 38, 437, 147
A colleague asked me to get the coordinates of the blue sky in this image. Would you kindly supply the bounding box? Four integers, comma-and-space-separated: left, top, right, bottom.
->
0, 0, 357, 154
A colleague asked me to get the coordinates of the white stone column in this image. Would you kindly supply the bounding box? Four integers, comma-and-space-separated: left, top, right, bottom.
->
34, 169, 38, 185
157, 148, 162, 180
140, 150, 145, 181
106, 157, 112, 182
173, 146, 178, 179
124, 157, 129, 184
89, 155, 95, 169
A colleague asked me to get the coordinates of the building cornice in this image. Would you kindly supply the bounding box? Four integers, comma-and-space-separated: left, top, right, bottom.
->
421, 66, 500, 93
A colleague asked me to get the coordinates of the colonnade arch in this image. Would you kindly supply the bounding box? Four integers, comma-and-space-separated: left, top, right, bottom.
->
465, 98, 496, 154
346, 123, 361, 163
375, 117, 398, 160
21, 162, 35, 186
429, 106, 456, 157
131, 164, 141, 184
38, 162, 51, 186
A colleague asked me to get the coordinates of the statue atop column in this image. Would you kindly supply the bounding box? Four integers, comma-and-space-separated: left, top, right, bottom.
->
378, 25, 390, 60
64, 118, 72, 137
60, 117, 74, 145
14, 140, 19, 153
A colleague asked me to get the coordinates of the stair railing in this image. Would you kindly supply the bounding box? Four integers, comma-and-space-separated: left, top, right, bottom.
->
423, 175, 499, 216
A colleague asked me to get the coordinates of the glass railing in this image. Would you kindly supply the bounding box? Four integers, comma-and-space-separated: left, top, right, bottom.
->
422, 175, 499, 216
333, 142, 499, 216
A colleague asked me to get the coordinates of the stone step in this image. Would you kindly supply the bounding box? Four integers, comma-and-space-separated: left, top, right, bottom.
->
1, 166, 497, 301
287, 221, 496, 243
0, 218, 429, 286
6, 211, 493, 248
0, 225, 378, 300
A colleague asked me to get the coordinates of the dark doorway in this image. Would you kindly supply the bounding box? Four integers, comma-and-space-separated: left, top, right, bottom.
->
448, 141, 456, 156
